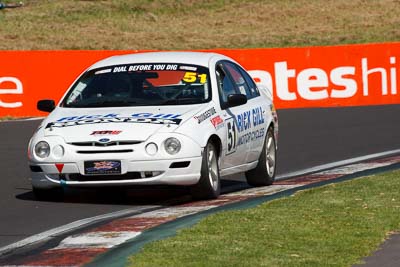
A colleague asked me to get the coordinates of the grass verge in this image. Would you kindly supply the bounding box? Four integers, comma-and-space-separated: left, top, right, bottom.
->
129, 170, 400, 266
0, 116, 16, 121
0, 0, 400, 50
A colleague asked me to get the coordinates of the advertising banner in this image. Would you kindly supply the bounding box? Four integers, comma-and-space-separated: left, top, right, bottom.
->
1, 43, 399, 117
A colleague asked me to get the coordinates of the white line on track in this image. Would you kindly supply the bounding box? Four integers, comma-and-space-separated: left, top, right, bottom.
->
0, 205, 160, 257
0, 117, 44, 123
276, 148, 400, 181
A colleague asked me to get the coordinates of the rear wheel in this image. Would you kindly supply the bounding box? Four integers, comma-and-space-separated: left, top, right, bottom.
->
245, 127, 276, 186
33, 187, 64, 201
191, 141, 221, 200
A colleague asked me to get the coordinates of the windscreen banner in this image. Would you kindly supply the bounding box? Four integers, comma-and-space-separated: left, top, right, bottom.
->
1, 42, 399, 117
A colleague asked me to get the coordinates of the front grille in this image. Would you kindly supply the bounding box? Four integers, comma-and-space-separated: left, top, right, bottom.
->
76, 149, 133, 154
69, 141, 142, 147
68, 172, 142, 181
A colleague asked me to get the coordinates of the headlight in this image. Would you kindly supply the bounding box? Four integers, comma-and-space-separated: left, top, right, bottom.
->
35, 141, 50, 158
52, 145, 65, 158
164, 137, 181, 155
145, 142, 158, 156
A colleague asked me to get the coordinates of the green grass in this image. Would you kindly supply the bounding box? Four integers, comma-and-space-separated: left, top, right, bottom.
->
129, 170, 400, 266
0, 116, 16, 121
0, 0, 400, 50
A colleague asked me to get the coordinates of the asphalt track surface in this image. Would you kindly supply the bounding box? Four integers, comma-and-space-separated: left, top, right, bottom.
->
1, 105, 400, 250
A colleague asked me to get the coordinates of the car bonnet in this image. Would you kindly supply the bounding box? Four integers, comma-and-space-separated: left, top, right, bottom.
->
41, 105, 205, 143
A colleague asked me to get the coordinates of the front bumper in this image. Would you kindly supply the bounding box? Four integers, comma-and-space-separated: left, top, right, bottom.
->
29, 133, 203, 189
30, 156, 202, 189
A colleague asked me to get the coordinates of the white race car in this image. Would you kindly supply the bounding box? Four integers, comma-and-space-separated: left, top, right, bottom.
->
28, 52, 278, 200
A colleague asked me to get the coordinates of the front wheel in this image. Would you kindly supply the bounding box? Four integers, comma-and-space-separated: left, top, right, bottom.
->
191, 141, 221, 200
245, 127, 276, 186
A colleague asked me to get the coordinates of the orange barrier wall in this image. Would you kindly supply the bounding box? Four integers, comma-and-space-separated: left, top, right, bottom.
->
1, 43, 400, 117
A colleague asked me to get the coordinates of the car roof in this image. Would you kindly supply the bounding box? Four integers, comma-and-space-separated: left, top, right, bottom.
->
88, 51, 233, 70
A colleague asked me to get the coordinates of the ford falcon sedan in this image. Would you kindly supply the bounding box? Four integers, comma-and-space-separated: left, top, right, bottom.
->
28, 51, 278, 200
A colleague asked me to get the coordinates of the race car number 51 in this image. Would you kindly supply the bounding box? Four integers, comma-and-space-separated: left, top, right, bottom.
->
226, 118, 237, 154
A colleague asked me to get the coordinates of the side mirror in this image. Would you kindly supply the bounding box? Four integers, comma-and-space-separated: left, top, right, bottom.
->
37, 99, 55, 113
227, 94, 247, 108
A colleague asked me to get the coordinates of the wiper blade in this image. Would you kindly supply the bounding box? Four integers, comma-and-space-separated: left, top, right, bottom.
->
74, 100, 138, 107
159, 98, 200, 105
92, 100, 137, 107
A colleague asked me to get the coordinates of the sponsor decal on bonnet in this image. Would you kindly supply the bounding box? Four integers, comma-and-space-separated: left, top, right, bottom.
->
46, 117, 182, 128
49, 113, 182, 128
56, 113, 181, 122
91, 130, 122, 135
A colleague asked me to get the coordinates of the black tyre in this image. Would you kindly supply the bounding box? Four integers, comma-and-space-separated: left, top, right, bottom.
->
191, 141, 221, 200
33, 187, 64, 201
245, 127, 276, 186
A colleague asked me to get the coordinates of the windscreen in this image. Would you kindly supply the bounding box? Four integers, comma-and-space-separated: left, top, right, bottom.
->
61, 63, 211, 108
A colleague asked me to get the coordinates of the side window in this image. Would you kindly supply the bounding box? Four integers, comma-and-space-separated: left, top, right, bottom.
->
238, 67, 260, 98
216, 64, 237, 106
224, 62, 253, 99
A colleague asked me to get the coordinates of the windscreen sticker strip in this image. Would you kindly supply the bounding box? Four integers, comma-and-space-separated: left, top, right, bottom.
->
93, 63, 203, 76
109, 64, 183, 73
